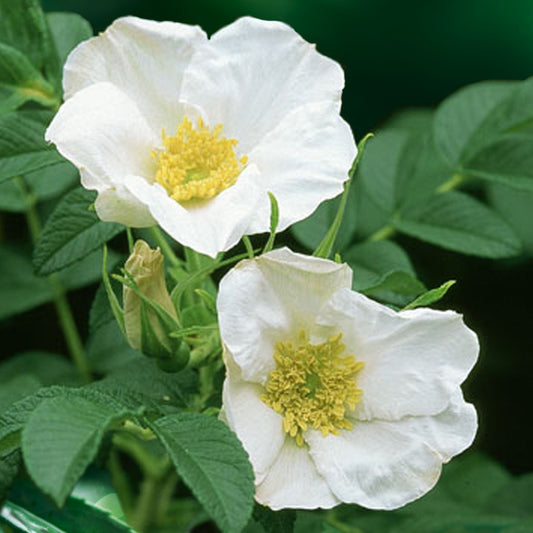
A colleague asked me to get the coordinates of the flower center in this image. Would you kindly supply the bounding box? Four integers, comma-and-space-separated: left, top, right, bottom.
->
261, 331, 364, 446
153, 117, 247, 202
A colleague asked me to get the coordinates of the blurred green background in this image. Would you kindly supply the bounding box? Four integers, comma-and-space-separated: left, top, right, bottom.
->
25, 0, 532, 476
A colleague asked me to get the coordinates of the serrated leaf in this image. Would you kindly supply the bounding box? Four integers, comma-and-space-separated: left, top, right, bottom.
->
0, 110, 63, 182
402, 280, 456, 310
344, 240, 415, 291
22, 393, 134, 506
46, 12, 93, 68
0, 42, 58, 114
394, 191, 522, 258
434, 80, 516, 166
151, 413, 255, 533
362, 270, 427, 308
0, 246, 120, 321
33, 188, 124, 275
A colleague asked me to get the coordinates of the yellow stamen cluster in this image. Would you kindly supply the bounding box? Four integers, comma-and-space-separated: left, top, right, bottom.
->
261, 331, 364, 446
153, 117, 247, 202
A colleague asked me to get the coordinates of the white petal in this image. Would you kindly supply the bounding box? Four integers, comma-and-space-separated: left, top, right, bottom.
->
180, 17, 346, 152
307, 420, 442, 510
63, 16, 207, 132
95, 183, 155, 227
124, 164, 263, 257
307, 394, 477, 509
46, 82, 158, 184
245, 102, 356, 234
222, 355, 285, 484
218, 249, 352, 382
255, 438, 339, 510
317, 289, 479, 420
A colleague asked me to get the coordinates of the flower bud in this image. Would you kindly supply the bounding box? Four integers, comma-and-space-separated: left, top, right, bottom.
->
123, 240, 188, 369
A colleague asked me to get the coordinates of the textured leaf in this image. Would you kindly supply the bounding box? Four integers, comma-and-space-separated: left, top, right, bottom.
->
253, 505, 296, 533
151, 413, 255, 533
0, 110, 62, 182
345, 240, 415, 291
33, 188, 124, 275
46, 12, 93, 68
394, 191, 522, 258
22, 393, 133, 506
0, 449, 21, 502
434, 80, 515, 166
0, 375, 41, 414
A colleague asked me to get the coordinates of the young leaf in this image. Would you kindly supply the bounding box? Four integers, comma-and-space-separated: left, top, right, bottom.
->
402, 280, 456, 311
344, 240, 415, 291
22, 393, 134, 506
0, 110, 63, 183
395, 191, 522, 258
151, 412, 255, 533
33, 188, 124, 275
46, 12, 93, 68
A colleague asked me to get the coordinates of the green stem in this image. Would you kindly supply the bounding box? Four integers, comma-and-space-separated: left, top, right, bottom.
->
437, 172, 464, 193
149, 226, 182, 269
242, 236, 255, 259
325, 513, 364, 533
368, 224, 396, 242
16, 177, 91, 382
132, 476, 160, 533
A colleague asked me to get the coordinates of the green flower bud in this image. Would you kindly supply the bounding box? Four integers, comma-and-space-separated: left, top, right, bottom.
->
123, 240, 188, 370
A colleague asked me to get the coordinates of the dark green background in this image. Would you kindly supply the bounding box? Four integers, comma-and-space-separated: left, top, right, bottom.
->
29, 0, 533, 475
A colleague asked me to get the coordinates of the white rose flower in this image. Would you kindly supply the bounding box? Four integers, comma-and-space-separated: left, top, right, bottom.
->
45, 16, 356, 257
217, 248, 479, 510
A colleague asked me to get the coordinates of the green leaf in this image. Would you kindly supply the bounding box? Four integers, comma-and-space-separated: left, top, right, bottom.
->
488, 183, 533, 256
402, 280, 456, 310
394, 191, 522, 258
0, 375, 41, 414
0, 0, 59, 88
362, 270, 427, 308
0, 162, 78, 212
46, 12, 93, 68
0, 449, 20, 502
6, 477, 136, 533
151, 412, 255, 533
344, 240, 415, 291
0, 246, 120, 321
0, 110, 62, 183
464, 135, 533, 192
0, 42, 58, 114
434, 80, 516, 166
489, 474, 533, 518
253, 505, 296, 533
22, 393, 134, 506
0, 351, 77, 387
33, 188, 124, 275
